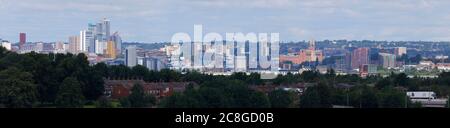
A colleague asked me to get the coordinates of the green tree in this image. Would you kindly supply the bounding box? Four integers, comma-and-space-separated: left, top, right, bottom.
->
55, 77, 85, 108
301, 71, 320, 83
394, 73, 409, 87
93, 62, 109, 77
160, 92, 203, 108
131, 65, 150, 79
299, 87, 322, 108
119, 97, 130, 107
108, 65, 132, 79
246, 72, 263, 85
95, 96, 113, 108
269, 89, 295, 108
249, 92, 271, 108
375, 78, 392, 89
378, 87, 406, 108
159, 69, 181, 82
120, 84, 156, 108
300, 82, 332, 108
347, 86, 379, 108
0, 47, 9, 59
197, 87, 231, 108
32, 54, 60, 104
360, 86, 379, 108
0, 67, 38, 108
77, 67, 105, 101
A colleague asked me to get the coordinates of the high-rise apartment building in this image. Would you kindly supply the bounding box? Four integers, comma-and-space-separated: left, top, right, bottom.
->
103, 18, 110, 41
95, 40, 106, 54
79, 30, 87, 52
394, 47, 407, 56
126, 46, 137, 67
351, 47, 369, 69
80, 28, 95, 53
54, 41, 65, 51
379, 53, 396, 68
110, 32, 122, 54
105, 41, 116, 59
87, 23, 96, 53
19, 33, 26, 49
69, 36, 80, 53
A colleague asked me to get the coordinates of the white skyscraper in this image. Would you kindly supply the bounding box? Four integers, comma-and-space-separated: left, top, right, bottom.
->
87, 23, 96, 53
126, 46, 137, 67
89, 18, 112, 54
95, 40, 106, 54
95, 22, 104, 42
80, 30, 87, 52
103, 18, 110, 41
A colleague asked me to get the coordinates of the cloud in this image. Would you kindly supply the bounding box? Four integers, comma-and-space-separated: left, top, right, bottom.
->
2, 0, 450, 42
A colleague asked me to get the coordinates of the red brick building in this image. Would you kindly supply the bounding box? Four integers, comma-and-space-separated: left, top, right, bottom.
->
280, 40, 324, 65
351, 47, 369, 69
19, 33, 26, 49
104, 79, 195, 99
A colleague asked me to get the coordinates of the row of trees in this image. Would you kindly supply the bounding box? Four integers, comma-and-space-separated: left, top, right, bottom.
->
0, 46, 161, 108
2, 45, 450, 108
157, 76, 420, 108
0, 47, 104, 107
299, 82, 421, 108
160, 79, 272, 108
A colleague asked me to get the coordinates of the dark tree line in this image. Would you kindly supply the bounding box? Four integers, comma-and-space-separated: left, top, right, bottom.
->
0, 47, 103, 107
2, 45, 450, 108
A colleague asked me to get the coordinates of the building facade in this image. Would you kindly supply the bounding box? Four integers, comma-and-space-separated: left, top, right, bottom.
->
280, 40, 324, 65
126, 46, 137, 67
379, 53, 396, 68
19, 33, 26, 49
69, 36, 80, 53
351, 47, 369, 69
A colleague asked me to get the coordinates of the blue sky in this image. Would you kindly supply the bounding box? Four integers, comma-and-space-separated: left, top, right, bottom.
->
1, 0, 450, 43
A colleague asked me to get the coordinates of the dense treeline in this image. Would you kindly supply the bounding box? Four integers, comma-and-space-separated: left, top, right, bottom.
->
1, 46, 450, 108
0, 47, 104, 107
159, 79, 271, 108
159, 69, 450, 108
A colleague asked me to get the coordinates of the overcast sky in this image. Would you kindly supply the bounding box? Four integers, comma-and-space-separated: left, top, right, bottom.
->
1, 0, 450, 43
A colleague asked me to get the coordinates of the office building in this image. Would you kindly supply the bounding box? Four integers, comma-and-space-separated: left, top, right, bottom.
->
80, 30, 87, 52
126, 46, 137, 67
69, 36, 80, 53
146, 57, 166, 71
105, 41, 116, 59
19, 33, 26, 49
103, 18, 110, 41
359, 64, 378, 77
280, 40, 323, 64
110, 32, 122, 54
351, 47, 369, 69
95, 40, 106, 54
87, 23, 97, 53
80, 28, 95, 53
379, 53, 396, 68
394, 47, 407, 56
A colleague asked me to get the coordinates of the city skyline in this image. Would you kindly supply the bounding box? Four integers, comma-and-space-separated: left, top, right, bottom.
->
2, 0, 450, 43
